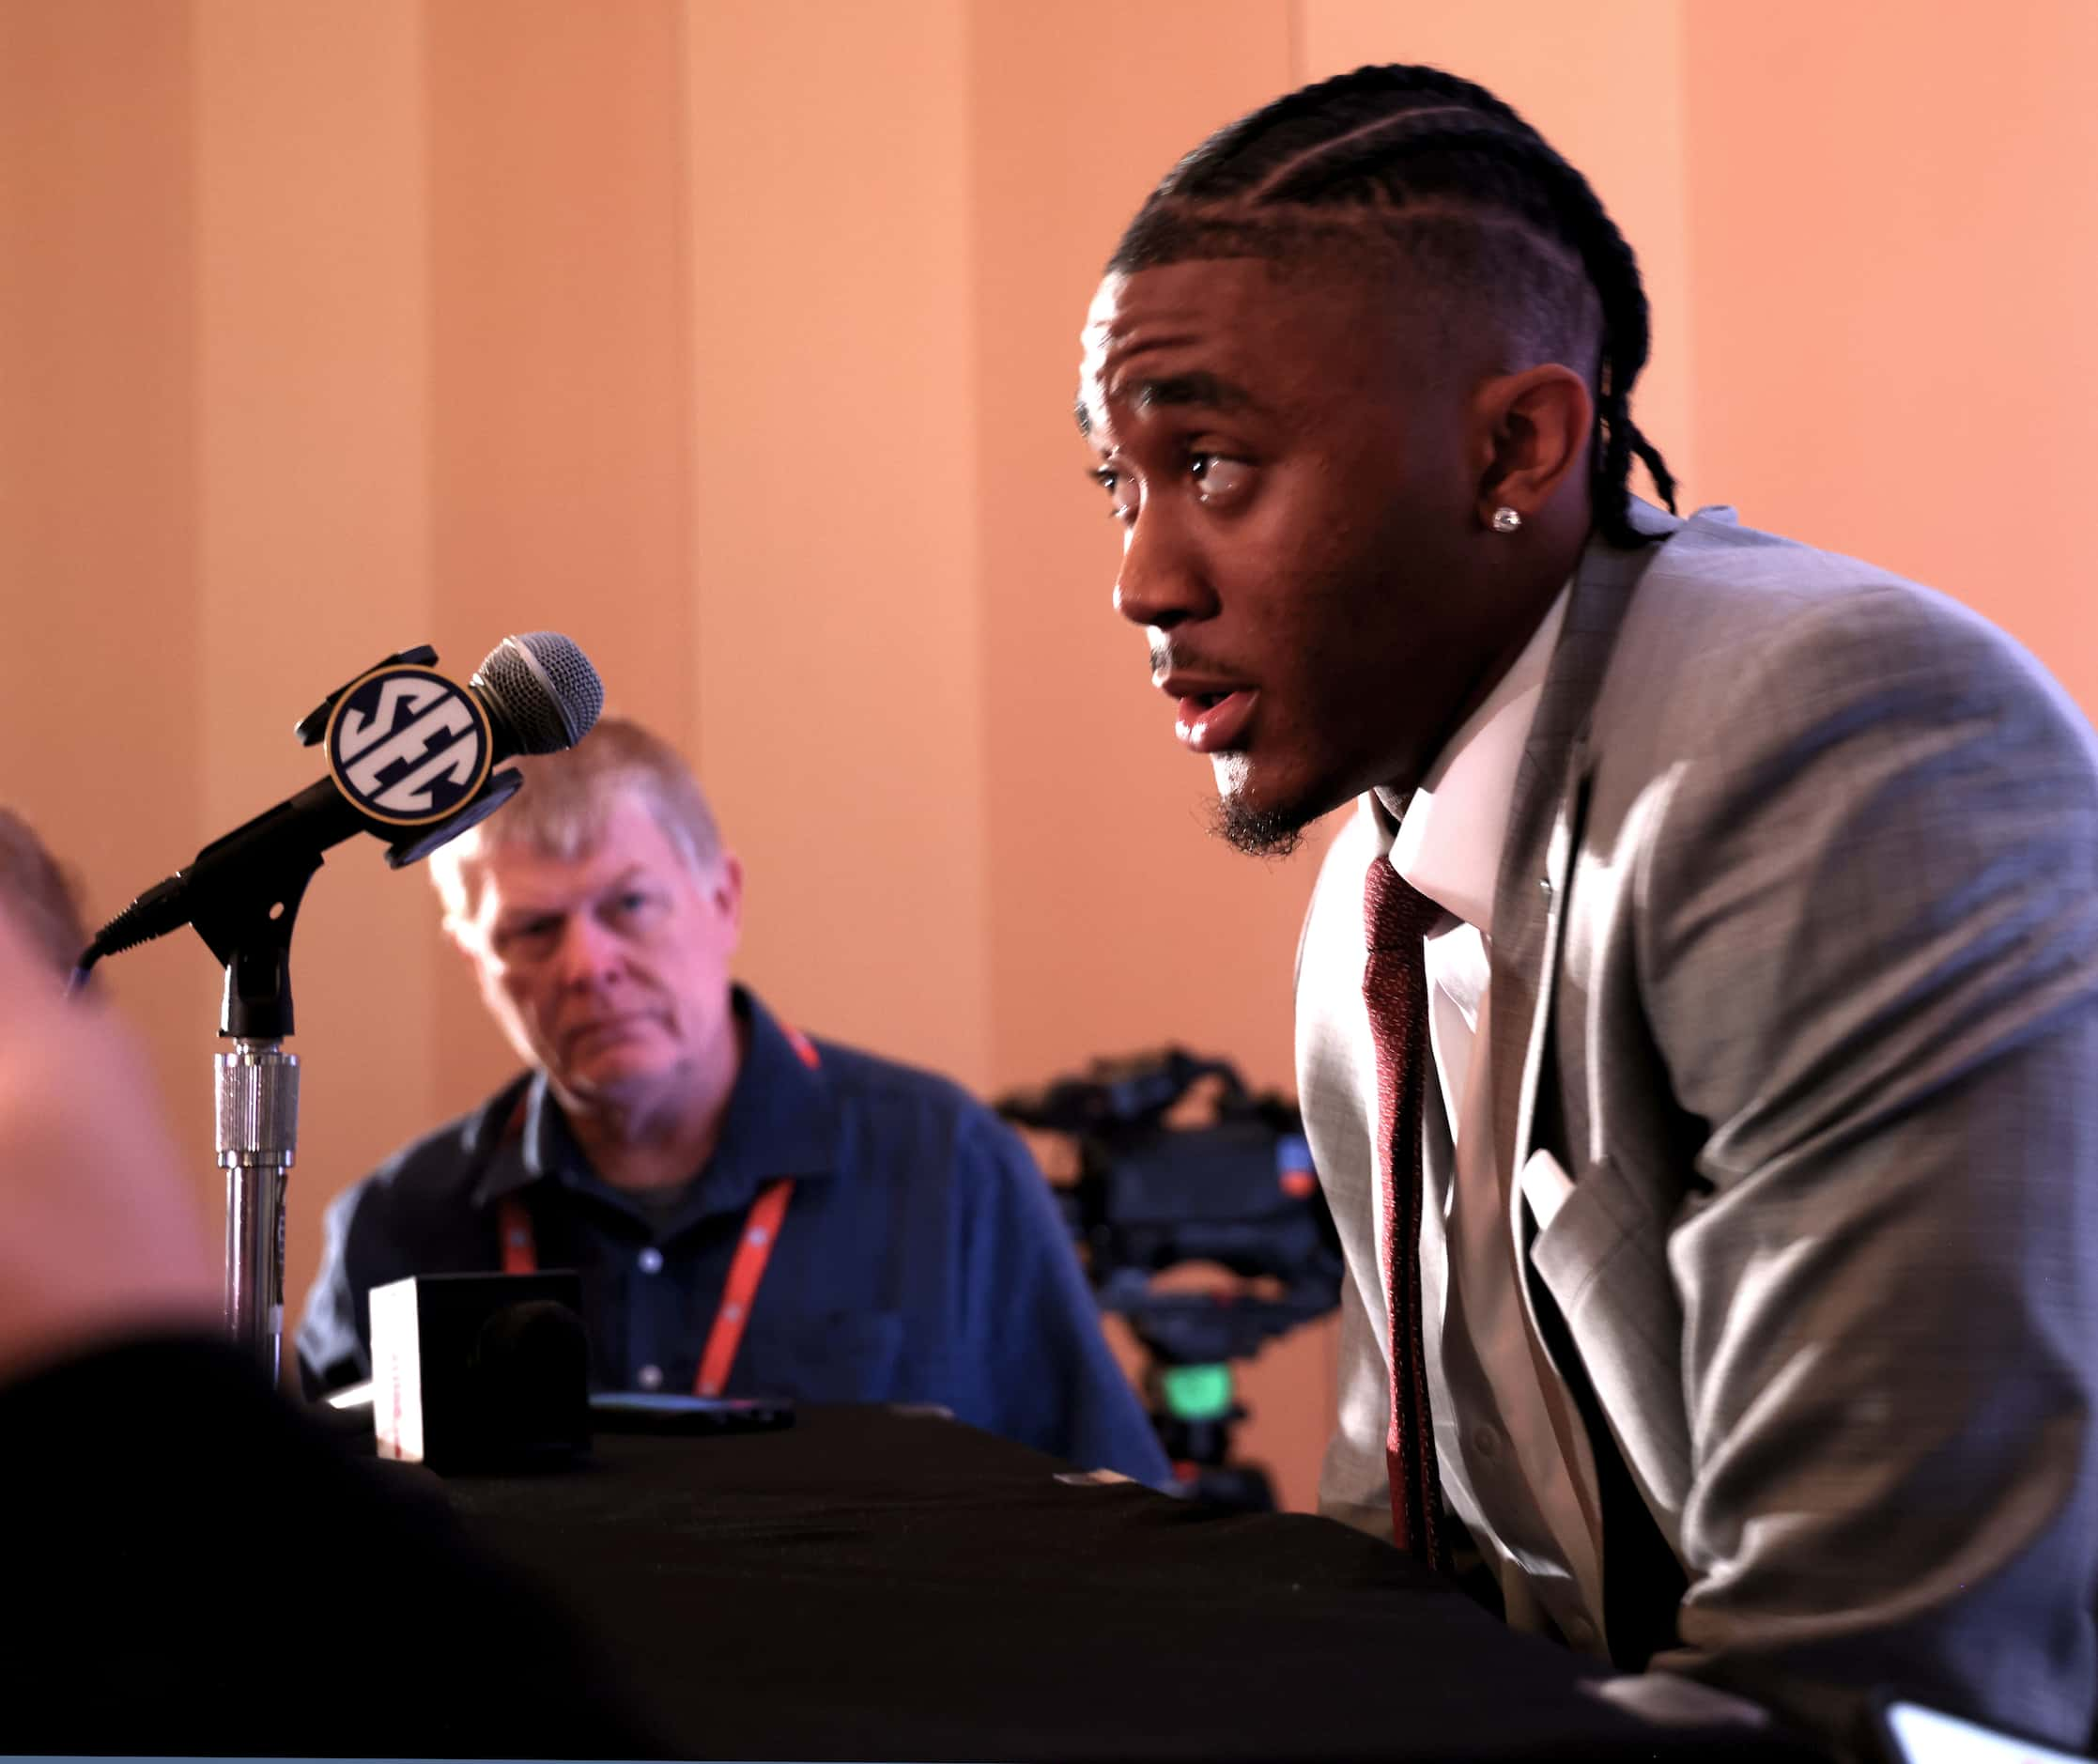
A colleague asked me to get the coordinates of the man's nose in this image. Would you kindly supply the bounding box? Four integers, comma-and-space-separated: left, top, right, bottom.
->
550, 914, 622, 989
1111, 500, 1217, 632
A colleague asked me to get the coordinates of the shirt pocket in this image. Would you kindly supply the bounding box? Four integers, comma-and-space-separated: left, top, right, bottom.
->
1526, 1148, 1622, 1316
1524, 1153, 1690, 1531
738, 1309, 905, 1403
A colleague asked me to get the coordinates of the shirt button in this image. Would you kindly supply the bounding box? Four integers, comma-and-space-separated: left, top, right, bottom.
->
1471, 1424, 1503, 1462
637, 1246, 664, 1275
636, 1364, 664, 1391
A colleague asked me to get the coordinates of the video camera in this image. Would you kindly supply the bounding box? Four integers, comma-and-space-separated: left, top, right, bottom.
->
997, 1049, 1341, 1509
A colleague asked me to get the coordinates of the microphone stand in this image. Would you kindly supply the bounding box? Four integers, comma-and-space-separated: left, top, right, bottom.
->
183, 780, 522, 1381
193, 852, 324, 1385
80, 641, 543, 1382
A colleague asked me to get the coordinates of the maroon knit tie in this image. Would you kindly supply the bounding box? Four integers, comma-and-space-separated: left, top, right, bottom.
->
1362, 855, 1451, 1570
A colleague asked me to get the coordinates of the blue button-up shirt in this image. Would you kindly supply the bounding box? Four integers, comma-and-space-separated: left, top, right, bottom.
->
297, 989, 1168, 1484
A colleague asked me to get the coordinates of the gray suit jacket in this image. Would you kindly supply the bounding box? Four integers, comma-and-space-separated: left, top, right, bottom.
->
1297, 503, 2098, 1752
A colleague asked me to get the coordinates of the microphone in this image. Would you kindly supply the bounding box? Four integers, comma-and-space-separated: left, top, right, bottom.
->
78, 632, 604, 978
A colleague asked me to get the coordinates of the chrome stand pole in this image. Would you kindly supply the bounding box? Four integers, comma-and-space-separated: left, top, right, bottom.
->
217, 1039, 300, 1381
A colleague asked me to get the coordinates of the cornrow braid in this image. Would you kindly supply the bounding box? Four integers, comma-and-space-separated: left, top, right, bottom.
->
1112, 65, 1677, 548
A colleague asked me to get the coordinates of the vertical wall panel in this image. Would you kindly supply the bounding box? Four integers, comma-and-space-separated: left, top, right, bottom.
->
0, 1, 208, 1202
194, 0, 438, 1356
683, 0, 991, 1086
426, 0, 696, 1107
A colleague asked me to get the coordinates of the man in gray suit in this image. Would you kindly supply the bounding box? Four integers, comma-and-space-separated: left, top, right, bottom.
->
1078, 64, 2098, 1755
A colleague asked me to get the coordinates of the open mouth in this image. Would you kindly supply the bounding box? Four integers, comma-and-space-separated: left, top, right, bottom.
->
1173, 688, 1257, 754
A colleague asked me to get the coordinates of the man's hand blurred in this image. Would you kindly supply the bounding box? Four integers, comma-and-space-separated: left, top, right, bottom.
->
0, 905, 214, 1384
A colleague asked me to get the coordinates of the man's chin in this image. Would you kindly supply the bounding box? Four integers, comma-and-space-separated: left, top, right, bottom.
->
555, 1054, 680, 1110
1206, 758, 1348, 859
1208, 789, 1314, 859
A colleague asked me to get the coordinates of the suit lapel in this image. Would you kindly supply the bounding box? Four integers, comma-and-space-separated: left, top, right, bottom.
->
1489, 505, 1680, 1186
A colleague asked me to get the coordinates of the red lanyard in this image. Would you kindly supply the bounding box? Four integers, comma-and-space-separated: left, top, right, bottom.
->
496, 1024, 819, 1399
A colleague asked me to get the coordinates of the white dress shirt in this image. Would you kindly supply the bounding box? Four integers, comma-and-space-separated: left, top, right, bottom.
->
1303, 584, 1612, 1654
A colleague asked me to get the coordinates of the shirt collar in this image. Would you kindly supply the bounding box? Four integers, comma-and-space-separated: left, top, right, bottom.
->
468, 986, 839, 1215
1382, 583, 1570, 939
697, 986, 840, 1207
462, 1074, 540, 1209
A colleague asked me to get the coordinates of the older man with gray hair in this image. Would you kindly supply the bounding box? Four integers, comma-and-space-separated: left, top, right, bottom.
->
297, 718, 1166, 1482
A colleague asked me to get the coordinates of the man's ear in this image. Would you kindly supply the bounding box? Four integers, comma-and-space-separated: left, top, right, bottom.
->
1471, 364, 1594, 527
437, 885, 494, 971
714, 853, 746, 946
429, 849, 487, 964
440, 911, 479, 964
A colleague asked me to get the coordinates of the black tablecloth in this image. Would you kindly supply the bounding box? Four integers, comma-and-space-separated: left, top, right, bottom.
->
425, 1404, 1813, 1762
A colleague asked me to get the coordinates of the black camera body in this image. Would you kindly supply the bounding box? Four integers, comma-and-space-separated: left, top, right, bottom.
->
998, 1049, 1342, 1508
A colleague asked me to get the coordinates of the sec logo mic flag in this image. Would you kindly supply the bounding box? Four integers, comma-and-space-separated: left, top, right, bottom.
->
324, 664, 496, 826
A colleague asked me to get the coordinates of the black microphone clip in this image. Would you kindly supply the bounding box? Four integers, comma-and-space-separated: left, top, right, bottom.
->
289, 643, 527, 866
302, 646, 525, 870
291, 642, 439, 746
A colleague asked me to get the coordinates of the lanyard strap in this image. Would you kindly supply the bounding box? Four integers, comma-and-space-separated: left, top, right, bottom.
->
691, 1177, 793, 1397
493, 1025, 820, 1398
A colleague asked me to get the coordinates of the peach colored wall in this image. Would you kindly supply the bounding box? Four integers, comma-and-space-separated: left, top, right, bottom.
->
2, 2, 209, 1179
1685, 0, 2098, 717
4, 1, 2091, 1513
682, 0, 993, 1091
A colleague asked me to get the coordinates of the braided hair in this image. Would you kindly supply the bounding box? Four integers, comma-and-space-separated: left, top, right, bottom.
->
1110, 66, 1677, 548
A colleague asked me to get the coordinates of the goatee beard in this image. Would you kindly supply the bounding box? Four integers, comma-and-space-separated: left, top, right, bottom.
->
1209, 794, 1305, 859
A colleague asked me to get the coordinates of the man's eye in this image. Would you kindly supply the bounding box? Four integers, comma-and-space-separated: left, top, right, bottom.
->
498, 919, 561, 957
1093, 468, 1139, 524
1190, 454, 1251, 504
608, 890, 661, 925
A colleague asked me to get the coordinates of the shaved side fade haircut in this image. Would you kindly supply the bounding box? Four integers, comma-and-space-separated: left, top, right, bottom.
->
1111, 64, 1677, 547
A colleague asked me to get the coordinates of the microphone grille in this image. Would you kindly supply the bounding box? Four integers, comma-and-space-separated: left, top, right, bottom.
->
472, 633, 605, 754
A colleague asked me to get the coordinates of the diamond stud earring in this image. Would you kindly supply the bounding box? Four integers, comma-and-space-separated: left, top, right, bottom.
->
1490, 505, 1522, 534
